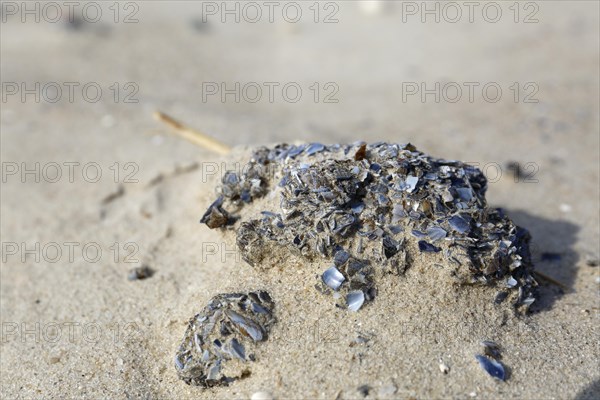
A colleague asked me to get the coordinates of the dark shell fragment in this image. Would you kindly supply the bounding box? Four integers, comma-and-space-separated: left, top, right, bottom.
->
418, 240, 441, 253
200, 196, 229, 229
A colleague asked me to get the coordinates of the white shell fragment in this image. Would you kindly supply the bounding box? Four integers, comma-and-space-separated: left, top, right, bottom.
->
405, 175, 419, 192
322, 266, 345, 290
439, 359, 450, 374
347, 291, 365, 311
506, 276, 518, 288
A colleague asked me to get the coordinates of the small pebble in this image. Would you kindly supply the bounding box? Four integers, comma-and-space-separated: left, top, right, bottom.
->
250, 391, 273, 400
357, 385, 371, 397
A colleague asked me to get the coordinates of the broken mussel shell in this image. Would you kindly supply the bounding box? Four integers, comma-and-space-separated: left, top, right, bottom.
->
201, 142, 537, 313
475, 355, 506, 381
175, 291, 275, 387
322, 266, 345, 291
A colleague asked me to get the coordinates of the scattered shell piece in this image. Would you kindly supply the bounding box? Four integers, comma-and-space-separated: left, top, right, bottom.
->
322, 266, 345, 290
475, 355, 506, 381
439, 359, 450, 374
494, 291, 508, 304
350, 334, 371, 347
347, 291, 365, 312
127, 265, 154, 281
521, 296, 536, 307
200, 196, 229, 228
357, 384, 371, 397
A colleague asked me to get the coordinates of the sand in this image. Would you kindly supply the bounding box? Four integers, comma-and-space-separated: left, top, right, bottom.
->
1, 2, 599, 399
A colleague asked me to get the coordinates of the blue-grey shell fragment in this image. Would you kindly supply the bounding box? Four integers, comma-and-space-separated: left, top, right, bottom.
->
475, 355, 506, 381
305, 142, 326, 156
203, 142, 537, 312
347, 290, 365, 311
506, 276, 518, 288
418, 240, 441, 253
448, 215, 470, 234
322, 266, 345, 290
175, 291, 275, 387
427, 226, 447, 241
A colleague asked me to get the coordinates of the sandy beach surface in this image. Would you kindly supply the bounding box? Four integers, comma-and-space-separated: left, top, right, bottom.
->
1, 2, 599, 399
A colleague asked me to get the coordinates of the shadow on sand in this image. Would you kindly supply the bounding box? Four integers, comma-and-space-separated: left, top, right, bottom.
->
575, 379, 600, 400
506, 210, 580, 313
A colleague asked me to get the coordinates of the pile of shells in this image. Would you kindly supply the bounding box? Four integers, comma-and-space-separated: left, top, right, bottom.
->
180, 142, 538, 387
201, 142, 537, 312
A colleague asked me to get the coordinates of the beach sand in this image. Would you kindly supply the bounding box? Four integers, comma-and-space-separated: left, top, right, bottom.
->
1, 2, 598, 399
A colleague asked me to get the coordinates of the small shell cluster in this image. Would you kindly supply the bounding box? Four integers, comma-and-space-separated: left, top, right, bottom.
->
175, 291, 275, 387
202, 142, 537, 313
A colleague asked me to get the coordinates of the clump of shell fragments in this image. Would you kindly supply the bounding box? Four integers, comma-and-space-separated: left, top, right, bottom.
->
180, 142, 538, 387
175, 291, 275, 387
201, 142, 537, 313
